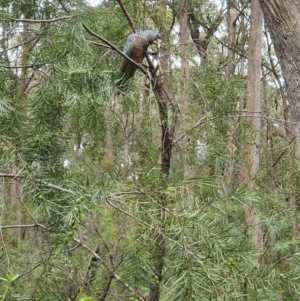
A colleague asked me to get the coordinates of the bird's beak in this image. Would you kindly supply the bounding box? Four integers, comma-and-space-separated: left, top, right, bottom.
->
153, 38, 162, 47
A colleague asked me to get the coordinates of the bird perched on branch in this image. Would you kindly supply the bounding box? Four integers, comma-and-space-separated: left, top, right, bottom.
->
116, 29, 161, 91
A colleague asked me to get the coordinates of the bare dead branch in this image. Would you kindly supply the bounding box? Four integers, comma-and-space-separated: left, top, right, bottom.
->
1, 223, 46, 229
0, 173, 76, 194
0, 173, 20, 178
233, 2, 248, 25
88, 40, 113, 49
20, 259, 48, 277
42, 181, 76, 194
0, 64, 36, 69
0, 22, 19, 41
105, 197, 150, 227
57, 0, 70, 14
215, 35, 274, 74
173, 116, 213, 144
116, 0, 137, 33
100, 275, 114, 301
12, 16, 71, 23
0, 34, 40, 54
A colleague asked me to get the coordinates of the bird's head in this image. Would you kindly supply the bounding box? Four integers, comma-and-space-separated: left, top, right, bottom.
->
141, 30, 162, 46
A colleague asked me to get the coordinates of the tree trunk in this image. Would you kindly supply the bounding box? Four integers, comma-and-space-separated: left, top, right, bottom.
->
178, 0, 192, 179
223, 0, 238, 192
241, 0, 264, 250
258, 0, 300, 240
258, 0, 300, 143
242, 0, 263, 184
227, 0, 238, 76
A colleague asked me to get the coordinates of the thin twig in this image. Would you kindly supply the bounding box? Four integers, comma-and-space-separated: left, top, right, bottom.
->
173, 116, 213, 144
88, 40, 114, 50
0, 173, 20, 178
74, 238, 146, 301
1, 223, 46, 229
1, 31, 40, 55
12, 16, 71, 23
0, 22, 19, 41
106, 197, 150, 227
0, 64, 36, 69
57, 0, 70, 14
116, 0, 137, 32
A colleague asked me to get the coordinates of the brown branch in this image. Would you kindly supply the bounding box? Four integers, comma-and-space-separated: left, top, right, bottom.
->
272, 246, 300, 268
116, 0, 137, 32
57, 0, 70, 14
0, 34, 40, 54
105, 197, 150, 227
233, 2, 248, 25
0, 173, 76, 194
100, 275, 114, 301
74, 238, 146, 301
1, 223, 46, 229
20, 259, 48, 277
12, 16, 71, 23
0, 64, 36, 69
215, 35, 274, 74
88, 40, 113, 50
0, 22, 19, 41
0, 173, 20, 178
42, 181, 76, 194
82, 23, 147, 75
271, 138, 295, 169
173, 116, 213, 144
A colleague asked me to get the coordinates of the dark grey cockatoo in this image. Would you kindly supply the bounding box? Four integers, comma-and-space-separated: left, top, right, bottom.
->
116, 29, 161, 90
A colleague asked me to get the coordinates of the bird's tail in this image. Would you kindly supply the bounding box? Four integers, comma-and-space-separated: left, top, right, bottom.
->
115, 73, 131, 92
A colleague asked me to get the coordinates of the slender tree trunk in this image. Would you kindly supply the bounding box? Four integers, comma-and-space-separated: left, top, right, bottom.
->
242, 0, 263, 184
241, 0, 264, 250
178, 0, 191, 179
158, 0, 170, 73
223, 0, 238, 192
103, 98, 113, 173
227, 0, 238, 76
148, 2, 179, 299
239, 0, 247, 76
258, 0, 300, 240
10, 16, 33, 240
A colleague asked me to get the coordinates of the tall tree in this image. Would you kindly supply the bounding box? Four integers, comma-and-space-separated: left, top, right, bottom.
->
258, 0, 300, 240
241, 0, 264, 249
258, 0, 300, 144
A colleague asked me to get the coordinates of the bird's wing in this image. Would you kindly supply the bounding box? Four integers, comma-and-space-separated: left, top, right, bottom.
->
120, 34, 136, 74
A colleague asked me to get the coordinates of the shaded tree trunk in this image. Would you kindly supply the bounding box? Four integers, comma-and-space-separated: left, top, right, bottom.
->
258, 0, 300, 240
227, 0, 238, 76
179, 0, 191, 179
241, 0, 264, 250
242, 0, 263, 184
223, 0, 238, 192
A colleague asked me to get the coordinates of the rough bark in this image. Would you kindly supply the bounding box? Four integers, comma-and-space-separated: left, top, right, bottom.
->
223, 0, 238, 191
147, 4, 179, 300
227, 0, 238, 76
242, 0, 263, 184
258, 0, 300, 240
258, 0, 300, 142
178, 0, 192, 179
10, 165, 25, 239
241, 0, 264, 250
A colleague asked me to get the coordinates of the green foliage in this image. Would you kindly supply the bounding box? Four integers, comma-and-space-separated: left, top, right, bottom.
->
0, 1, 300, 301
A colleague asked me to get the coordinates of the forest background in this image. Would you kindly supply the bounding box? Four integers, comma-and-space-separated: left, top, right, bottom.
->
1, 0, 300, 300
